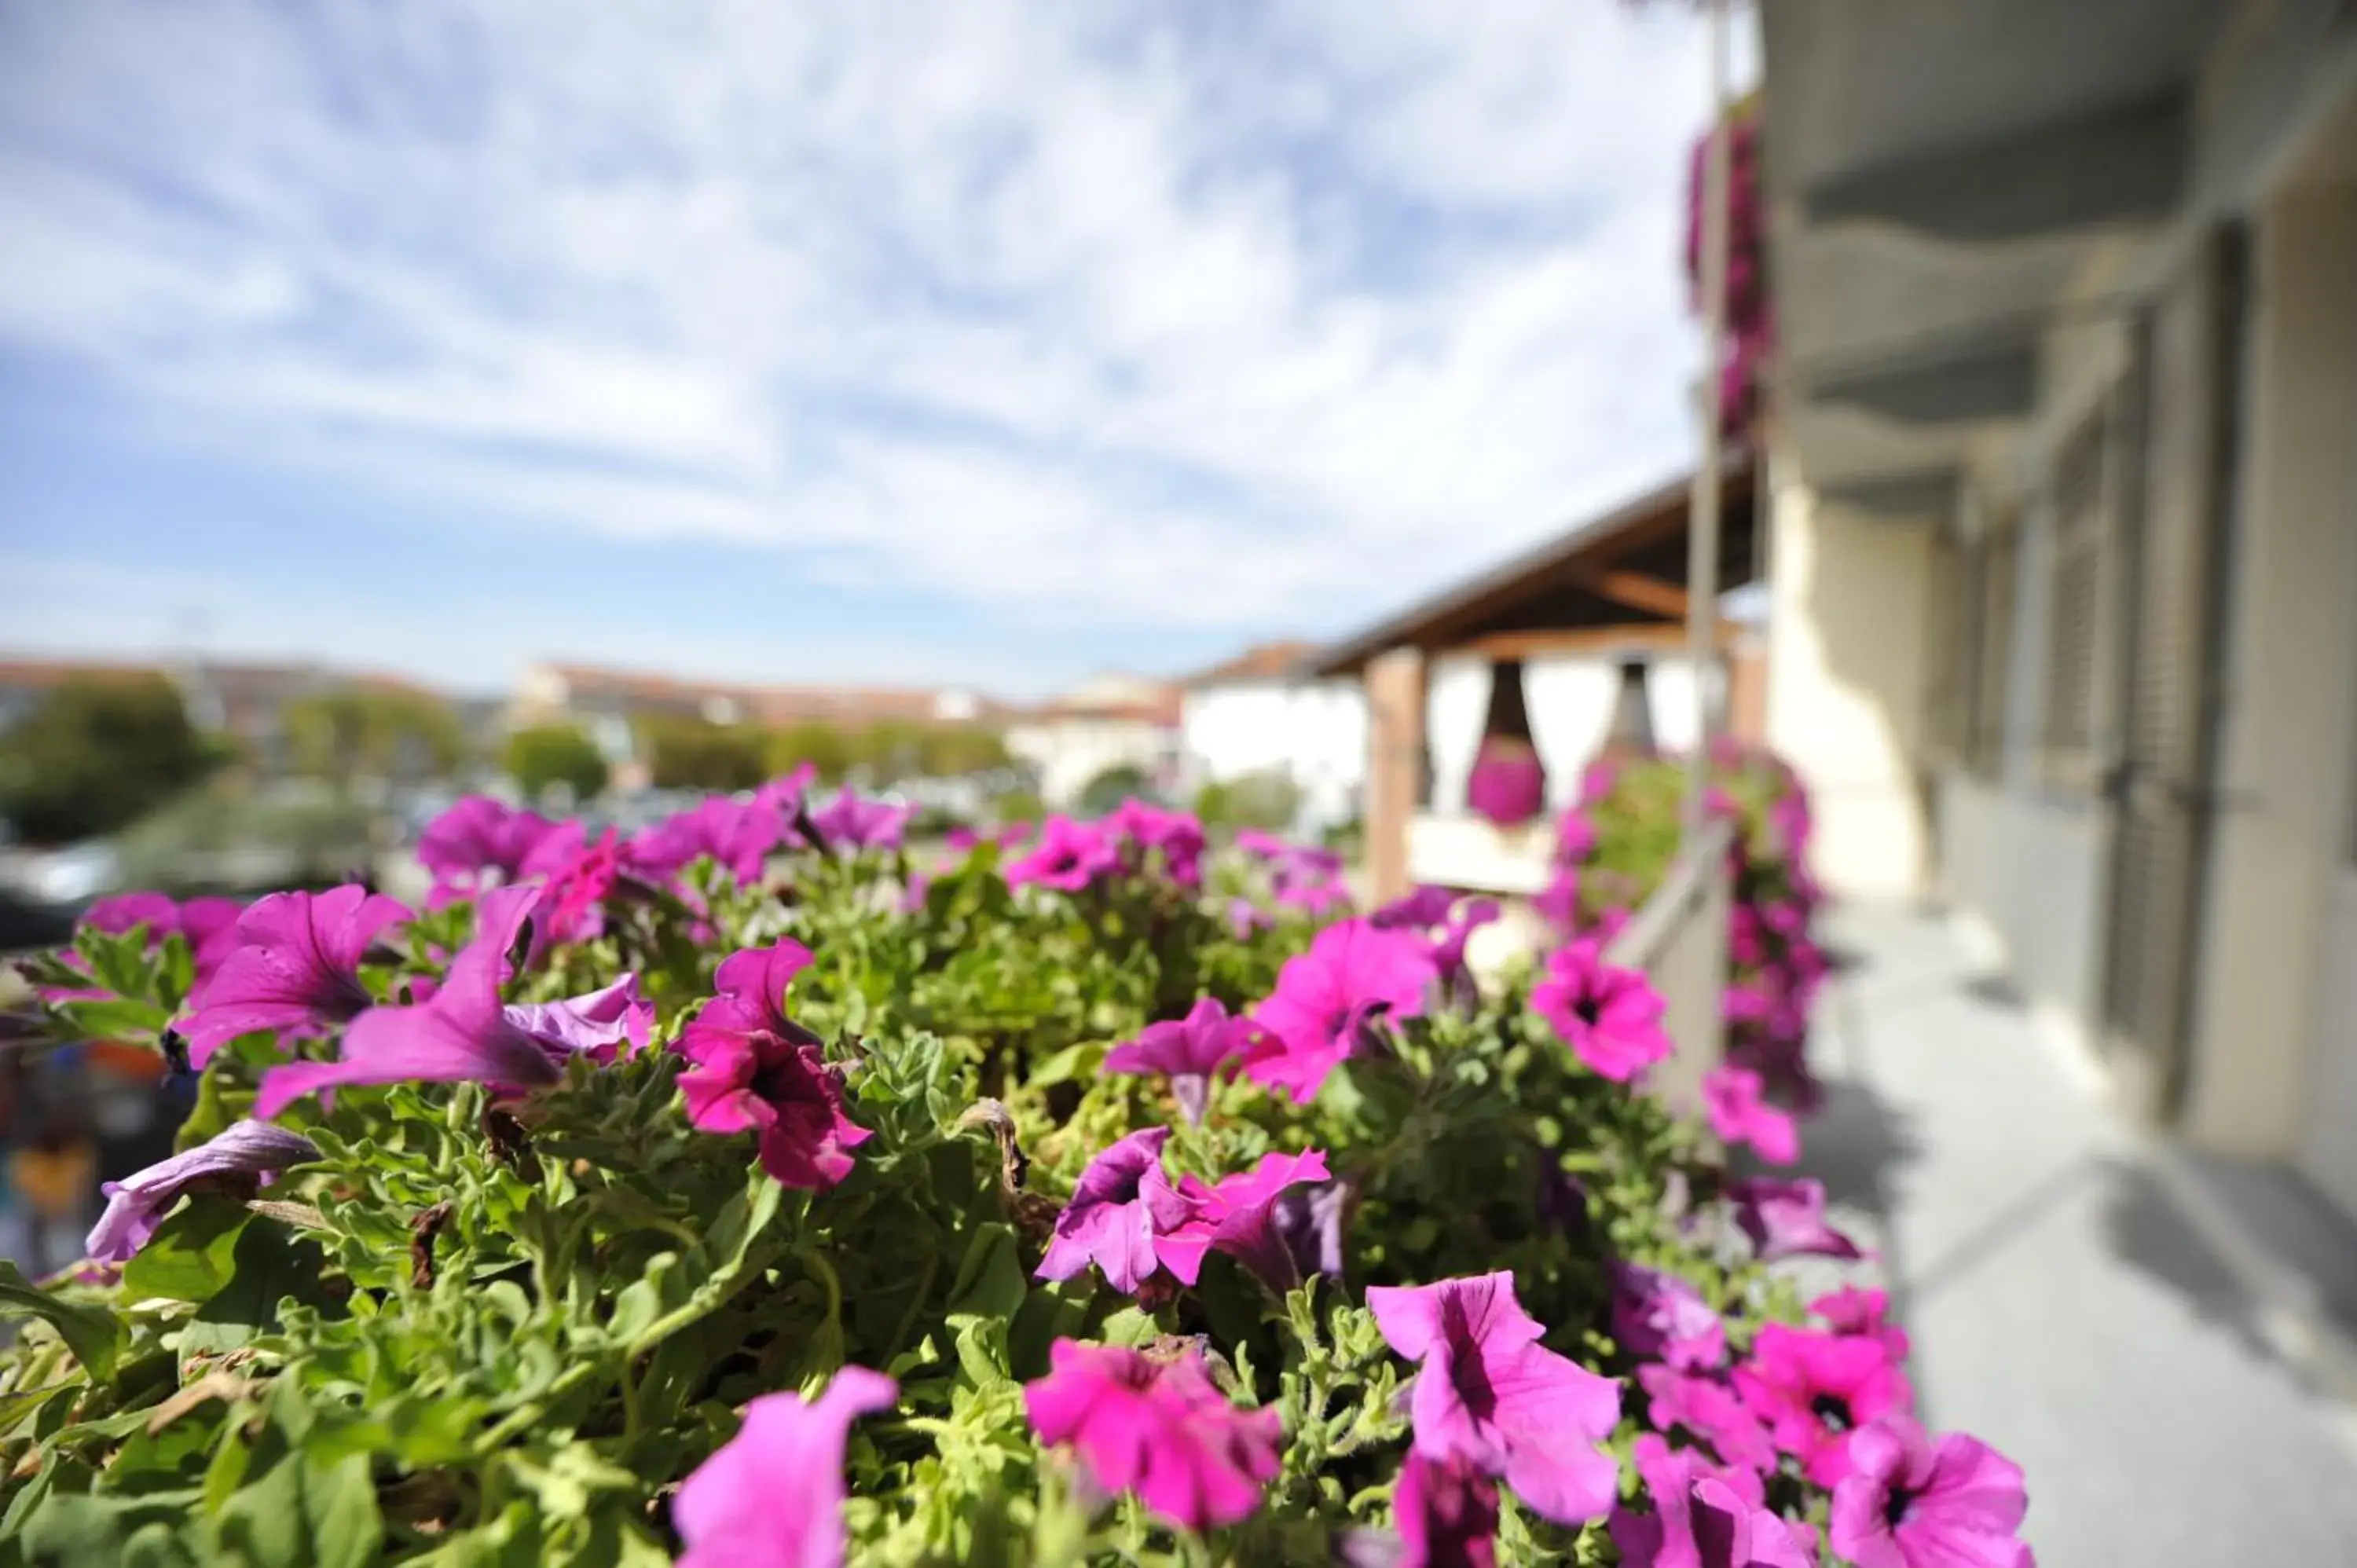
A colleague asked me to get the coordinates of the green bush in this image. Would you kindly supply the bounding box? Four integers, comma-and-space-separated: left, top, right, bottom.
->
640, 717, 771, 792
0, 675, 215, 844
1193, 770, 1302, 833
503, 724, 610, 804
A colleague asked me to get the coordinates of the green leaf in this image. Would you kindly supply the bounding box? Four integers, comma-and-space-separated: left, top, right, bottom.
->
0, 1259, 124, 1379
181, 1221, 337, 1357
123, 1196, 252, 1303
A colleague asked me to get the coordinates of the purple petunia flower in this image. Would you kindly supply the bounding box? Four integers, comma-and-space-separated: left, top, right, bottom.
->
673, 1364, 897, 1568
181, 885, 412, 1067
1036, 1128, 1188, 1296
1153, 1149, 1332, 1293
808, 787, 911, 853
252, 885, 649, 1118
1102, 996, 1258, 1125
1023, 1339, 1282, 1533
1725, 1177, 1860, 1262
1236, 830, 1353, 914
1366, 1271, 1621, 1526
1270, 1178, 1351, 1285
1636, 1365, 1780, 1475
1243, 920, 1436, 1102
1530, 940, 1673, 1083
1703, 1066, 1800, 1165
1371, 885, 1459, 931
416, 797, 580, 905
1829, 1416, 2033, 1568
1337, 1451, 1501, 1568
86, 1120, 319, 1262
1003, 815, 1120, 893
675, 939, 869, 1189
1611, 1263, 1727, 1372
1610, 1434, 1813, 1568
1735, 1324, 1914, 1488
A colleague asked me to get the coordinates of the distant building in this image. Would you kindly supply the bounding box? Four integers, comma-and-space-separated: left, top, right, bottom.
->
1178, 640, 1366, 834
1003, 673, 1182, 810
511, 662, 999, 789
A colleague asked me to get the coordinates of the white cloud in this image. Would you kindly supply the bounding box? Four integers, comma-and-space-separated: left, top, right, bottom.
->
0, 0, 1723, 650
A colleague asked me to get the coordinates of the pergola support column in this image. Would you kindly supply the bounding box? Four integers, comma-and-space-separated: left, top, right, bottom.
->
1365, 646, 1425, 904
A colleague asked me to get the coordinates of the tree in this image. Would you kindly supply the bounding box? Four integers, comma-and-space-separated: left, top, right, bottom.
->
918, 725, 1012, 779
504, 724, 610, 804
1077, 763, 1153, 817
0, 675, 214, 843
284, 689, 464, 783
640, 719, 770, 792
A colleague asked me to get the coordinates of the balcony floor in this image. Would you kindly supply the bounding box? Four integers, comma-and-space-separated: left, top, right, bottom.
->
1791, 902, 2357, 1566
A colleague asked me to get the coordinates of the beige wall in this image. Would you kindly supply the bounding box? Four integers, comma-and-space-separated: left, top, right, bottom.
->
2183, 186, 2357, 1171
1764, 473, 1934, 900
1939, 771, 2109, 1039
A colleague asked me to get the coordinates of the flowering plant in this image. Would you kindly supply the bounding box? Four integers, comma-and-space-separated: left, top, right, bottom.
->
0, 778, 2024, 1566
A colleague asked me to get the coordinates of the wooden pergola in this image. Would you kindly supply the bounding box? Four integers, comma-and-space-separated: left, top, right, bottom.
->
1303, 454, 1761, 900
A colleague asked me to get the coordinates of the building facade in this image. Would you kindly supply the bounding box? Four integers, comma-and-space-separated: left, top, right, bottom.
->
1758, 0, 2357, 1220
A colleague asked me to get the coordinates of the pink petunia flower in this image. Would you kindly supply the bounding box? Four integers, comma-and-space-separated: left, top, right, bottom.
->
75, 891, 245, 991
1530, 940, 1673, 1083
1004, 815, 1121, 893
86, 1119, 319, 1262
182, 885, 412, 1067
1243, 920, 1436, 1102
809, 788, 911, 853
1611, 1263, 1727, 1372
1637, 1365, 1780, 1475
1555, 809, 1599, 863
1236, 830, 1352, 914
1153, 1149, 1332, 1292
1378, 1451, 1501, 1568
1023, 1339, 1282, 1533
675, 940, 868, 1190
1104, 798, 1208, 887
1365, 1271, 1621, 1526
1533, 869, 1580, 933
537, 826, 626, 945
1611, 1433, 1813, 1568
1811, 1286, 1912, 1362
1035, 1127, 1191, 1296
252, 885, 650, 1118
1703, 1066, 1801, 1165
1103, 996, 1258, 1125
1830, 1416, 2033, 1568
673, 1364, 897, 1568
1734, 1323, 1914, 1487
631, 793, 790, 885
1725, 1177, 1860, 1262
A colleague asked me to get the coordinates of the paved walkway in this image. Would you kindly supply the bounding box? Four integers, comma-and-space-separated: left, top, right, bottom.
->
1793, 903, 2357, 1567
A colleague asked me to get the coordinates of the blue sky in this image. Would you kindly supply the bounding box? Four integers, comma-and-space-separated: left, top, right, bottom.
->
0, 1, 1729, 698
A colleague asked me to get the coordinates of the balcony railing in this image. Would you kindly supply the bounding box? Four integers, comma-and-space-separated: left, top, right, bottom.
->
1606, 816, 1734, 1108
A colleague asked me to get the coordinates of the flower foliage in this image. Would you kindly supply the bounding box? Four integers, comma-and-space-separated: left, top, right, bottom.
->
0, 766, 2030, 1566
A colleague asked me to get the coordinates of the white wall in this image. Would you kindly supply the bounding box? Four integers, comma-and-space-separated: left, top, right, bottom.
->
1765, 476, 1934, 899
1005, 719, 1177, 809
1939, 770, 2109, 1041
1179, 679, 1365, 830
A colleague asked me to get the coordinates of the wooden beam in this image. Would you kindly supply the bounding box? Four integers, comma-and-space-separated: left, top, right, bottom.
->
1451, 623, 1736, 662
1364, 647, 1424, 904
1578, 568, 1691, 620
